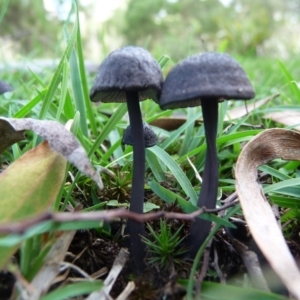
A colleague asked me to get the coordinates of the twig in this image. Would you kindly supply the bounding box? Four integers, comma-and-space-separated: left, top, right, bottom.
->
187, 157, 202, 183
116, 281, 135, 300
212, 245, 226, 284
86, 248, 129, 300
233, 239, 270, 292
0, 201, 239, 235
195, 238, 213, 298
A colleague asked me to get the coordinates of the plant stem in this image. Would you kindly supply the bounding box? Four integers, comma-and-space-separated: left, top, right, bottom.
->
188, 98, 219, 258
126, 91, 146, 273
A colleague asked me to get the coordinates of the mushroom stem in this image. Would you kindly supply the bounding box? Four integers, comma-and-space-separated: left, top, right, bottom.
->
126, 91, 146, 272
188, 98, 219, 258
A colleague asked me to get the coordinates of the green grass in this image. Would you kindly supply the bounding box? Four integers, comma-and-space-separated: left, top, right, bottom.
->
1, 1, 300, 299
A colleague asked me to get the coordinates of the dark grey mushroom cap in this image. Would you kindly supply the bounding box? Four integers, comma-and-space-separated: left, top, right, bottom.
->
0, 80, 13, 95
90, 46, 163, 103
159, 52, 255, 109
122, 122, 158, 148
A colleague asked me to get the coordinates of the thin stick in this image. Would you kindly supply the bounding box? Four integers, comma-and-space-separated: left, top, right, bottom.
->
0, 201, 238, 235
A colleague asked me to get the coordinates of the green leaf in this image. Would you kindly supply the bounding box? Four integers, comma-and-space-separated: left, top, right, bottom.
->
75, 4, 97, 136
149, 180, 233, 227
278, 60, 300, 102
264, 178, 300, 194
39, 12, 78, 120
0, 0, 9, 23
147, 146, 198, 204
89, 104, 127, 157
13, 89, 47, 118
67, 28, 88, 136
179, 130, 261, 163
270, 195, 300, 209
259, 165, 292, 181
182, 281, 287, 300
160, 110, 203, 150
179, 108, 196, 156
144, 202, 160, 212
146, 149, 166, 182
41, 281, 102, 300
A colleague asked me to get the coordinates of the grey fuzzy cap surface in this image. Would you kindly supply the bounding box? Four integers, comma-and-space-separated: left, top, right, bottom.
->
160, 52, 255, 109
0, 80, 13, 95
122, 122, 158, 147
90, 46, 163, 103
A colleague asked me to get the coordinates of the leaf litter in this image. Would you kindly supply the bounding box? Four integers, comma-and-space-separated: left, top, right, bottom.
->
0, 117, 112, 189
235, 128, 300, 299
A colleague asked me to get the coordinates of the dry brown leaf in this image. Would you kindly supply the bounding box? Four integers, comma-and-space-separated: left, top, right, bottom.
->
235, 128, 300, 299
0, 117, 105, 189
264, 110, 300, 131
224, 93, 278, 121
0, 119, 25, 153
150, 117, 189, 131
150, 94, 277, 131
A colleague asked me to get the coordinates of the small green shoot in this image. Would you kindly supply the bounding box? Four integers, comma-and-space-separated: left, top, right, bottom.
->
142, 219, 187, 269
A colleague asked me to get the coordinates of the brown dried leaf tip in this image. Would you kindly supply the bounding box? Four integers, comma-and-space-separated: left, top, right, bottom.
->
0, 117, 111, 189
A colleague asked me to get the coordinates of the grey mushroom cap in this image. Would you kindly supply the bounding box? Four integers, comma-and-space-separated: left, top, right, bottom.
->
0, 80, 13, 95
122, 122, 158, 148
90, 46, 164, 103
159, 52, 255, 109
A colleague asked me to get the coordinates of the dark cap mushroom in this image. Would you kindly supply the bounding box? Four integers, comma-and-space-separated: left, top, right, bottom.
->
159, 52, 255, 258
160, 52, 254, 108
0, 80, 13, 95
122, 122, 158, 148
90, 46, 163, 103
90, 46, 163, 272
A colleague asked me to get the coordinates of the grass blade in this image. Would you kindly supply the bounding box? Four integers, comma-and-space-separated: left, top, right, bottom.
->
75, 6, 98, 136
148, 146, 198, 204
41, 281, 102, 300
39, 9, 78, 120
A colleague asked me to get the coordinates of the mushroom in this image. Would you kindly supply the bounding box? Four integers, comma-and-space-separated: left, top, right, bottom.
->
0, 80, 12, 95
122, 122, 158, 148
90, 46, 163, 272
159, 52, 255, 257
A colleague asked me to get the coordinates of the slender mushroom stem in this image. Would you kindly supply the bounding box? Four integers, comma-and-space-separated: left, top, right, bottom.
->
125, 91, 146, 272
188, 98, 219, 258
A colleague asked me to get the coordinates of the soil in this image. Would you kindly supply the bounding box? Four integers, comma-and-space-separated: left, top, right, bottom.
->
1, 188, 300, 299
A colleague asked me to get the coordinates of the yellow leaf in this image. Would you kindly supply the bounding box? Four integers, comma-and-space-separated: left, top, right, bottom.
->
0, 141, 67, 268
